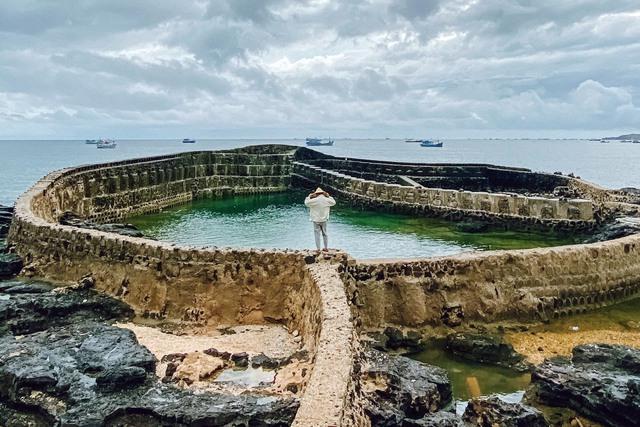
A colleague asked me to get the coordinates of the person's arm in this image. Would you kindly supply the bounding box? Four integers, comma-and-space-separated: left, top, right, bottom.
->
324, 195, 336, 206
304, 195, 318, 207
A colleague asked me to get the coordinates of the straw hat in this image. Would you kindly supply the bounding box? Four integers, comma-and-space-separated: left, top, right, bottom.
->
312, 187, 325, 194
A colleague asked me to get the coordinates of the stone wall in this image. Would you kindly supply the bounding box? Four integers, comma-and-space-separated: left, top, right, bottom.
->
346, 233, 640, 327
32, 149, 294, 223
292, 161, 595, 230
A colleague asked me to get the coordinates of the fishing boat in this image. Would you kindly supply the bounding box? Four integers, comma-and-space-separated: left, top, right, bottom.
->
405, 138, 423, 143
600, 139, 611, 143
85, 139, 98, 144
96, 138, 117, 149
420, 139, 443, 148
182, 138, 196, 144
633, 140, 640, 144
306, 137, 334, 146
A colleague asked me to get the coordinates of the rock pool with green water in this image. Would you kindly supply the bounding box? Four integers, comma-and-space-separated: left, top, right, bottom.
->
129, 191, 584, 259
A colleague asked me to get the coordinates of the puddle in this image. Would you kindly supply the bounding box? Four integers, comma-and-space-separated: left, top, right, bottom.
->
215, 367, 276, 388
408, 343, 531, 401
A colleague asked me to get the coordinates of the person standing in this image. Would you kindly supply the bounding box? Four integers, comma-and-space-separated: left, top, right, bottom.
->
304, 187, 336, 252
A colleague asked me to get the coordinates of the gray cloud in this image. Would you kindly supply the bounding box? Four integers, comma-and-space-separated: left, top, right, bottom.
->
0, 0, 638, 138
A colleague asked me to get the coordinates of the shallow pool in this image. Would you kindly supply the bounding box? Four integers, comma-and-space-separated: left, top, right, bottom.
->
129, 191, 584, 259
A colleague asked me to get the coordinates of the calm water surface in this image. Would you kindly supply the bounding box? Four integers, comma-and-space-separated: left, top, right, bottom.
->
410, 297, 640, 402
2, 138, 640, 205
129, 191, 582, 259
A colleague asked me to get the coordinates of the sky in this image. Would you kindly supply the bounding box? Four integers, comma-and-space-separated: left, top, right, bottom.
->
0, 0, 639, 139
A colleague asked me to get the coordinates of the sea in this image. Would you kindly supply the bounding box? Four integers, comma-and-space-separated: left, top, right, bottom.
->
1, 138, 639, 206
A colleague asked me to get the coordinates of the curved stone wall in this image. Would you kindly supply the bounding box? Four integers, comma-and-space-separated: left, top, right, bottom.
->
292, 161, 596, 232
7, 144, 640, 426
346, 234, 640, 327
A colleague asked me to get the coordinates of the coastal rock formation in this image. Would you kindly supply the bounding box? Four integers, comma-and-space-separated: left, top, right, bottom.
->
585, 217, 640, 242
0, 280, 298, 426
360, 348, 452, 425
445, 332, 529, 372
462, 396, 547, 427
531, 343, 640, 427
0, 205, 12, 237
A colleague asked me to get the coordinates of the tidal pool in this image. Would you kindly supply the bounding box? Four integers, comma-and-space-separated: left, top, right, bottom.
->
409, 343, 531, 402
129, 191, 584, 259
410, 297, 640, 404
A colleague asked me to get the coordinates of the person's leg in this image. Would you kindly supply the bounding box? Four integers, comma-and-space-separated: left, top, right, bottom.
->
319, 222, 329, 250
313, 222, 322, 250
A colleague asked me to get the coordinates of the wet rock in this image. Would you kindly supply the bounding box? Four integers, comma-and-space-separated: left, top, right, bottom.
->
384, 326, 424, 351
445, 332, 529, 372
585, 218, 640, 242
455, 221, 489, 233
531, 343, 640, 427
204, 348, 231, 360
0, 281, 133, 335
462, 395, 548, 427
0, 252, 22, 279
96, 366, 148, 391
230, 351, 249, 367
403, 411, 464, 426
0, 279, 299, 425
251, 352, 282, 369
441, 303, 464, 327
361, 348, 452, 426
59, 211, 146, 238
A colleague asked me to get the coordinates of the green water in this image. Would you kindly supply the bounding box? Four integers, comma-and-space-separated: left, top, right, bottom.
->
129, 191, 583, 259
410, 298, 640, 403
409, 342, 531, 401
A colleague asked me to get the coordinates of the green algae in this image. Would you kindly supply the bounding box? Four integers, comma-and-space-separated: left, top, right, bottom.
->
129, 191, 584, 259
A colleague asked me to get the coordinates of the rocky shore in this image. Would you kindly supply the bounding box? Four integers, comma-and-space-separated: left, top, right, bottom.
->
0, 279, 298, 426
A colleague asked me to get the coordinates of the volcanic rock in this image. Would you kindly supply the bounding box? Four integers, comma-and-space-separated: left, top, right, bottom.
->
445, 332, 529, 372
361, 348, 452, 426
531, 343, 640, 427
462, 395, 547, 427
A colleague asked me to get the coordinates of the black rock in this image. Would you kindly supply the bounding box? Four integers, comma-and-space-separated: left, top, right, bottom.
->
402, 411, 464, 426
361, 348, 452, 426
251, 352, 282, 369
0, 279, 299, 426
0, 281, 134, 335
231, 351, 249, 367
462, 395, 548, 427
585, 219, 640, 242
445, 332, 529, 372
531, 343, 640, 427
0, 252, 22, 279
384, 326, 424, 350
96, 366, 149, 391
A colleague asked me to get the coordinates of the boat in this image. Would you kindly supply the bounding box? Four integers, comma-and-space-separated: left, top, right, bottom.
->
305, 137, 334, 146
600, 139, 611, 143
85, 139, 98, 144
405, 138, 423, 143
96, 138, 117, 149
633, 140, 640, 144
420, 139, 443, 148
182, 138, 196, 144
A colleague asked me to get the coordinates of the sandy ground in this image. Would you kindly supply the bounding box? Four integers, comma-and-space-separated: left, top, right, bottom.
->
115, 322, 301, 378
507, 329, 640, 365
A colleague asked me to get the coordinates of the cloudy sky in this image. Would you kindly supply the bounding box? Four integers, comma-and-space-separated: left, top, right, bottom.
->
1, 0, 639, 139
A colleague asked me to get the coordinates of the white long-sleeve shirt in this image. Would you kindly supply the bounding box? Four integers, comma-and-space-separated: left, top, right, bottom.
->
304, 194, 336, 222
